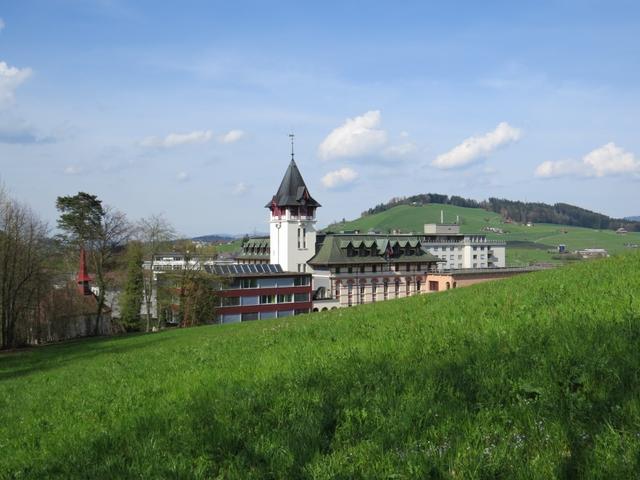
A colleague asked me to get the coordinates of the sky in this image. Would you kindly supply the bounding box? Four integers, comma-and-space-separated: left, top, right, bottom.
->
0, 0, 639, 236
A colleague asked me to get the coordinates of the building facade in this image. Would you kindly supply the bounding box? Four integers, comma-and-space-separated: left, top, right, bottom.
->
308, 234, 441, 309
208, 264, 312, 323
422, 223, 506, 270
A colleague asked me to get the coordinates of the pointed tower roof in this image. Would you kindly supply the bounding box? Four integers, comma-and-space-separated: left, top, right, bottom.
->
76, 247, 92, 284
265, 159, 321, 208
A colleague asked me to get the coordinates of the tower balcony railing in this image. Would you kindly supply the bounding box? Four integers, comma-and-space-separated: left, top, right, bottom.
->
270, 214, 316, 221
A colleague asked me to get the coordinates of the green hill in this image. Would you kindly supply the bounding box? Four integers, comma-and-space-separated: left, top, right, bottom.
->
326, 204, 640, 266
2, 253, 640, 478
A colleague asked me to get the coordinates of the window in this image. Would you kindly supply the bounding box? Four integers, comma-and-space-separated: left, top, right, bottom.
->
360, 265, 365, 273
449, 255, 454, 260
473, 263, 477, 268
372, 283, 377, 302
335, 283, 340, 300
335, 267, 341, 274
294, 276, 310, 286
348, 267, 353, 274
348, 283, 353, 307
429, 281, 439, 291
359, 283, 365, 304
395, 280, 400, 297
241, 278, 258, 289
416, 279, 421, 292
294, 309, 309, 315
294, 292, 309, 302
406, 279, 411, 296
394, 263, 399, 272
372, 265, 377, 273
277, 294, 293, 303
458, 255, 462, 260
297, 227, 301, 249
302, 227, 307, 248
406, 263, 411, 272
242, 312, 259, 321
220, 296, 240, 306
473, 254, 477, 259
383, 281, 388, 300
260, 295, 276, 304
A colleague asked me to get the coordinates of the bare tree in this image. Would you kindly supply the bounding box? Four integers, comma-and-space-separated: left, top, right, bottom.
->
90, 207, 131, 329
56, 193, 132, 330
137, 214, 176, 331
0, 187, 49, 349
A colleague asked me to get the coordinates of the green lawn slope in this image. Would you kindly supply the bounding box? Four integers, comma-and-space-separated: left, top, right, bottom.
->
2, 253, 640, 478
326, 204, 640, 266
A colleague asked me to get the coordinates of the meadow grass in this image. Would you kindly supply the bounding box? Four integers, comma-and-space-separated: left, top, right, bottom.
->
1, 253, 640, 478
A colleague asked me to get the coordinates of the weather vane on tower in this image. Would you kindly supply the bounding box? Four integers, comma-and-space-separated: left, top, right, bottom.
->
289, 133, 295, 161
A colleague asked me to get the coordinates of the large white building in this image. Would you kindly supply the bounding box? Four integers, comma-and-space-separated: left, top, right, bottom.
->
422, 223, 506, 270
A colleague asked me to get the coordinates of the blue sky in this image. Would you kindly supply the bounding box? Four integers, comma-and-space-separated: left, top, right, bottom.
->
1, 0, 639, 236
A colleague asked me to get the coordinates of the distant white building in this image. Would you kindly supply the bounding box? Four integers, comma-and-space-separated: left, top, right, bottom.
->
422, 223, 506, 270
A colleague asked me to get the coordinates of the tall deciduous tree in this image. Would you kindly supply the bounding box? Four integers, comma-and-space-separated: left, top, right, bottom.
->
119, 241, 144, 331
56, 193, 131, 330
137, 214, 175, 332
0, 186, 49, 349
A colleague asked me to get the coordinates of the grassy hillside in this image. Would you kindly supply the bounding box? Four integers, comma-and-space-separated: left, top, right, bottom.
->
2, 253, 640, 478
326, 204, 640, 266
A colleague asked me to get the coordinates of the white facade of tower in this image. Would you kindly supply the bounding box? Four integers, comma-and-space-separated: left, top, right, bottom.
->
269, 208, 317, 273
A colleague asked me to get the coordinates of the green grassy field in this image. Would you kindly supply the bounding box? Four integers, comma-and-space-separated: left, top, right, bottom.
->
326, 204, 640, 266
2, 253, 640, 478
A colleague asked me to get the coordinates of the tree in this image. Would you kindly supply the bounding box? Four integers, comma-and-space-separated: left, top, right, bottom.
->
56, 193, 131, 330
119, 241, 144, 331
137, 214, 176, 332
0, 186, 49, 349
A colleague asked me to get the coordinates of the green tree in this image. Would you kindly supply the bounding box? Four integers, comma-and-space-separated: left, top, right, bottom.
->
56, 192, 131, 331
119, 242, 144, 331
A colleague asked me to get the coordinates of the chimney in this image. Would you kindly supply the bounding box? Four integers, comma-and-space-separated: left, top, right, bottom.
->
76, 247, 92, 295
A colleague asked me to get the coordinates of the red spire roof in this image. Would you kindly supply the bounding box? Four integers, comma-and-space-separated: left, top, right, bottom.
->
76, 247, 92, 284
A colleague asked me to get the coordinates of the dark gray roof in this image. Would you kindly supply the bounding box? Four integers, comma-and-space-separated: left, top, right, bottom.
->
265, 159, 321, 208
205, 264, 283, 275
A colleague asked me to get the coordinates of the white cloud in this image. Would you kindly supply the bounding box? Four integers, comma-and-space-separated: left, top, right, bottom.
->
383, 142, 416, 158
0, 18, 5, 31
321, 167, 358, 189
141, 130, 213, 148
232, 182, 249, 195
176, 171, 190, 182
318, 110, 387, 160
219, 129, 244, 144
432, 122, 522, 169
535, 143, 640, 178
0, 61, 32, 107
64, 165, 83, 175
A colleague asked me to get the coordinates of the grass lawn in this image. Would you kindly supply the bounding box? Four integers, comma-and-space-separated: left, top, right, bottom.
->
1, 253, 640, 478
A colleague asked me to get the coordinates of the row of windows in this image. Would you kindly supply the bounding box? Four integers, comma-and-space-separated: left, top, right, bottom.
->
346, 247, 419, 257
219, 309, 309, 323
235, 276, 310, 289
221, 292, 310, 306
335, 263, 425, 274
338, 279, 423, 306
